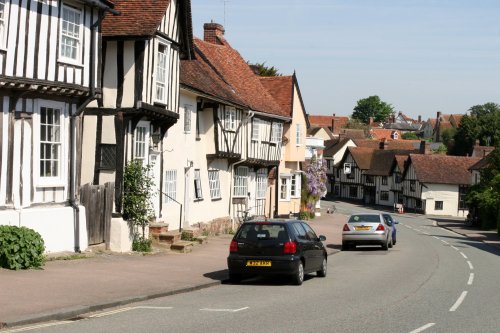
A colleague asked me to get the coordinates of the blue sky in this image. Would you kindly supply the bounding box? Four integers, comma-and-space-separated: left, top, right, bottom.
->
191, 1, 500, 120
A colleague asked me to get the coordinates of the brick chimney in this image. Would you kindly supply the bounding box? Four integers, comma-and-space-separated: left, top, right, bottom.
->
418, 115, 422, 123
379, 138, 387, 150
419, 140, 430, 154
331, 119, 336, 134
475, 139, 480, 146
204, 22, 225, 45
437, 111, 442, 119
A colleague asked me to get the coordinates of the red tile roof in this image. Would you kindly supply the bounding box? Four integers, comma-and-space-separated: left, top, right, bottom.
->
259, 76, 293, 116
102, 0, 171, 37
354, 139, 420, 151
409, 154, 480, 185
308, 115, 349, 134
371, 128, 401, 140
394, 155, 408, 171
186, 37, 286, 117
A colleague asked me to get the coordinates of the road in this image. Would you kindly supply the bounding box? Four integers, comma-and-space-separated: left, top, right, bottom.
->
4, 203, 500, 333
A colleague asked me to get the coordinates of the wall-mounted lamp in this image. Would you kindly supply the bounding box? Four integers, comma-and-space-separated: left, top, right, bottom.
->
151, 131, 162, 146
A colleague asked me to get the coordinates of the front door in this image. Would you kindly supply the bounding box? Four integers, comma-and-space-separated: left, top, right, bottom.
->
149, 151, 161, 219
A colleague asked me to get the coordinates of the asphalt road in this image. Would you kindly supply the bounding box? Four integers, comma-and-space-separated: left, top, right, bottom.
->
5, 207, 500, 333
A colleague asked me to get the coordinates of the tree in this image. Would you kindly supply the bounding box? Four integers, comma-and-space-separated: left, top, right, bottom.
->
452, 115, 479, 156
352, 95, 394, 124
440, 128, 456, 151
123, 160, 155, 250
402, 132, 419, 140
247, 61, 281, 77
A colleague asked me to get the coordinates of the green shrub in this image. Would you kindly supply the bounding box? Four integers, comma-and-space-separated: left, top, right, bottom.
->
132, 236, 152, 252
181, 231, 194, 241
299, 211, 309, 220
0, 226, 45, 270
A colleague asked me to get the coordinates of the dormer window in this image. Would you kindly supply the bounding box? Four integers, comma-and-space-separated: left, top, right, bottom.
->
60, 5, 82, 63
392, 131, 399, 140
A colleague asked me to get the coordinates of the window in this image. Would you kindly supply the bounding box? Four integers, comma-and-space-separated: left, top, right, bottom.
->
302, 223, 318, 240
184, 105, 192, 133
435, 201, 443, 210
134, 123, 149, 162
380, 191, 389, 201
99, 144, 116, 170
0, 0, 6, 48
194, 169, 203, 200
271, 122, 283, 143
365, 175, 374, 183
60, 5, 82, 62
256, 169, 267, 199
155, 42, 170, 103
208, 170, 221, 199
459, 185, 468, 210
382, 176, 388, 185
395, 172, 402, 184
233, 166, 248, 197
40, 107, 62, 178
349, 186, 358, 198
224, 107, 237, 131
252, 118, 260, 141
334, 185, 340, 196
292, 223, 308, 240
280, 176, 289, 200
296, 124, 302, 145
410, 180, 416, 192
164, 170, 177, 203
291, 173, 301, 198
415, 199, 422, 209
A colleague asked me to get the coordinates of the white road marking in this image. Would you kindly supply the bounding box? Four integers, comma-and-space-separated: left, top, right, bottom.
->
422, 232, 430, 235
409, 323, 436, 333
414, 229, 422, 233
200, 307, 249, 312
460, 252, 468, 259
89, 306, 173, 318
433, 236, 440, 240
467, 261, 474, 270
449, 291, 468, 312
1, 321, 73, 332
468, 273, 475, 285
440, 239, 450, 245
432, 221, 437, 226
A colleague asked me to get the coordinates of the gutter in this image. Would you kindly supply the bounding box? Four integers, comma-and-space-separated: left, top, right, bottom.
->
70, 6, 119, 252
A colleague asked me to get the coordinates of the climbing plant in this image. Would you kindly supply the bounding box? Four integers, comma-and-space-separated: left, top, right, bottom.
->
301, 157, 327, 217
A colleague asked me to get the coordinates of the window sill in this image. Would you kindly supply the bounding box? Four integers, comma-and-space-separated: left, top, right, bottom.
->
36, 180, 66, 188
194, 198, 204, 202
211, 197, 222, 202
57, 58, 84, 68
154, 101, 168, 108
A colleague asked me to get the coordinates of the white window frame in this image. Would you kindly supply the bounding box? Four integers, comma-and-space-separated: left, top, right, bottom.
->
34, 101, 67, 188
279, 176, 290, 201
208, 170, 221, 200
59, 4, 83, 64
252, 118, 260, 141
0, 0, 8, 50
155, 39, 171, 104
164, 169, 177, 203
224, 107, 237, 131
194, 169, 203, 200
256, 168, 267, 199
233, 166, 248, 197
271, 122, 283, 143
296, 123, 302, 146
290, 173, 302, 198
133, 121, 150, 162
184, 104, 192, 133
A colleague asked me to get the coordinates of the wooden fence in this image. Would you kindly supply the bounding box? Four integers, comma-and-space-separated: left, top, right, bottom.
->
80, 182, 114, 247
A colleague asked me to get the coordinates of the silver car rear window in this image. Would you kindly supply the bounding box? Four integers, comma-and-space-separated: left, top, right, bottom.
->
236, 223, 288, 241
348, 215, 381, 223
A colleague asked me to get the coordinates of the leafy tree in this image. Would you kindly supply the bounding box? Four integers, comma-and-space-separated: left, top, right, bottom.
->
247, 61, 281, 77
452, 103, 500, 156
123, 160, 155, 248
352, 95, 394, 124
402, 132, 419, 140
440, 128, 456, 152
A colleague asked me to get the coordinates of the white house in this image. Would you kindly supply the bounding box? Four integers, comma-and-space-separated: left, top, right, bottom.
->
0, 0, 117, 252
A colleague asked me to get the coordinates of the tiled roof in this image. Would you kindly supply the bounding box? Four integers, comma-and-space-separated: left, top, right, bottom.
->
346, 147, 415, 175
409, 154, 480, 185
469, 156, 490, 171
354, 139, 421, 151
259, 76, 293, 116
308, 115, 349, 134
471, 146, 495, 158
102, 0, 171, 37
338, 128, 366, 139
348, 147, 374, 170
187, 37, 286, 116
324, 138, 351, 158
394, 155, 408, 172
371, 128, 401, 140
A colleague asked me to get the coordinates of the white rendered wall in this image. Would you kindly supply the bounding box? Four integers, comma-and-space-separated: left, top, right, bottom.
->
422, 184, 465, 216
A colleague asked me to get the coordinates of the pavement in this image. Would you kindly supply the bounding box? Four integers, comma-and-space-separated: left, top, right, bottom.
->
1, 203, 498, 330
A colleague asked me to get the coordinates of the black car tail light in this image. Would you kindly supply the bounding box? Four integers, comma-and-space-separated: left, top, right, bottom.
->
283, 241, 297, 254
229, 240, 238, 253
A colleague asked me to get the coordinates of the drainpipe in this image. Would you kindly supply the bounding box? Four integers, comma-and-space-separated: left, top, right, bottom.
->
70, 7, 119, 252
228, 110, 254, 229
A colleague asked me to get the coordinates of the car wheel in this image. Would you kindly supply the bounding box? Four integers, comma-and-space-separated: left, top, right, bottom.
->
228, 273, 242, 284
341, 242, 349, 251
382, 238, 389, 251
388, 237, 393, 248
292, 261, 304, 285
317, 257, 327, 277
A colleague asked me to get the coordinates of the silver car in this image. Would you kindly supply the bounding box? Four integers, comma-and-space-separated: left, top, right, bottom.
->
342, 213, 394, 251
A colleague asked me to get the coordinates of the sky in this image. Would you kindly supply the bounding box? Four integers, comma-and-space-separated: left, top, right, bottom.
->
190, 0, 500, 120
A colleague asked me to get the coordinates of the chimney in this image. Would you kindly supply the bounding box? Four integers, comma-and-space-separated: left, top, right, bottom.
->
331, 119, 336, 134
475, 139, 480, 146
419, 140, 430, 154
437, 111, 442, 119
369, 117, 374, 127
332, 113, 336, 117
204, 22, 225, 45
418, 115, 422, 123
379, 138, 387, 150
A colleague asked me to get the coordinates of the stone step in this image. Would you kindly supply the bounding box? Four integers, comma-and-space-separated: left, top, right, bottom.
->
149, 223, 169, 236
195, 236, 208, 244
170, 241, 194, 253
157, 231, 182, 245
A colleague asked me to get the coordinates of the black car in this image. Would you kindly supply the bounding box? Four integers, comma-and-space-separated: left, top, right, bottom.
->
227, 219, 327, 285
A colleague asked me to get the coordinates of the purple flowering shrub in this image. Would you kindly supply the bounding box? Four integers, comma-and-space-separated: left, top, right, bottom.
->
301, 157, 327, 215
